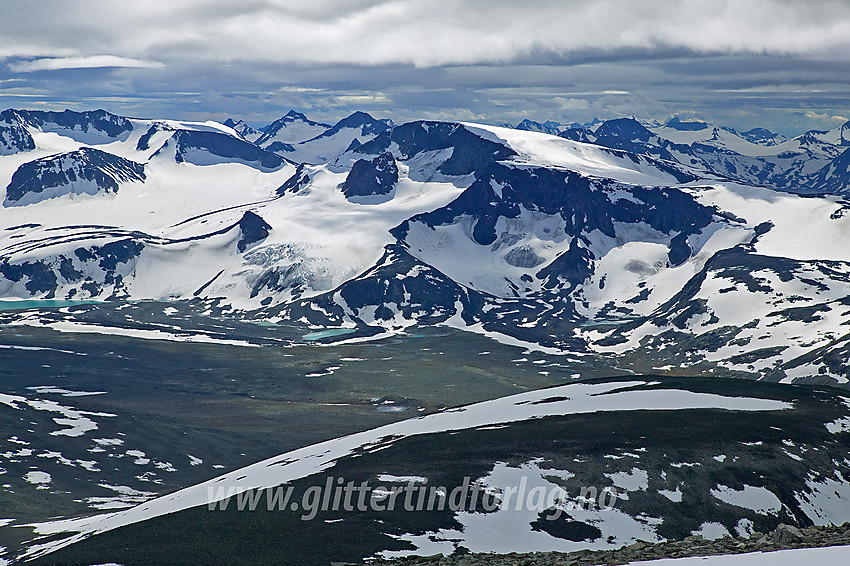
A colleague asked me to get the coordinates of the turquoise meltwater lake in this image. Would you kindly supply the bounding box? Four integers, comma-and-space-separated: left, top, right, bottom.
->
0, 299, 102, 311
301, 328, 357, 340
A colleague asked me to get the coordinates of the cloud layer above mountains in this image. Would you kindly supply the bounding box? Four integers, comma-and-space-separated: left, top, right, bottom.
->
1, 0, 849, 133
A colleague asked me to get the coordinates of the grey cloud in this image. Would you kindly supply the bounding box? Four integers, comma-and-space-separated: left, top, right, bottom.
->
3, 1, 850, 66
0, 1, 849, 136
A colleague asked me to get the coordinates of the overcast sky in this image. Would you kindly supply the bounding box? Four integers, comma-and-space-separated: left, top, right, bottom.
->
1, 0, 849, 134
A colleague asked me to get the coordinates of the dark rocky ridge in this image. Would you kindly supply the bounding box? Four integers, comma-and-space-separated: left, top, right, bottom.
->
395, 161, 715, 270
263, 139, 296, 154
342, 152, 399, 202
0, 237, 144, 299
237, 210, 272, 252
277, 163, 311, 195
136, 122, 172, 151
3, 147, 146, 205
139, 123, 288, 169
0, 109, 36, 155
277, 243, 483, 321
355, 121, 517, 177
169, 129, 287, 170
16, 108, 133, 138
515, 118, 567, 136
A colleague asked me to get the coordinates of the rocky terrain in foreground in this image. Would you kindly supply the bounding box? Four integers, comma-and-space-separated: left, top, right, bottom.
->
360, 522, 850, 565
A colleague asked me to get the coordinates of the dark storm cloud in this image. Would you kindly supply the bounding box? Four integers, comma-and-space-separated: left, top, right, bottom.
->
1, 1, 849, 134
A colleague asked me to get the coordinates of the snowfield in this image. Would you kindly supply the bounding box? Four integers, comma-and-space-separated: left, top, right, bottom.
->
626, 544, 850, 565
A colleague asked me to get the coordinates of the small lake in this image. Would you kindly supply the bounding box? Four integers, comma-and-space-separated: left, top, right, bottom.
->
302, 327, 357, 340
0, 299, 102, 311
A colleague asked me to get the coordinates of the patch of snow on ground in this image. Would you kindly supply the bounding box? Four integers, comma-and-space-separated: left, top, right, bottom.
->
692, 522, 730, 540
24, 471, 51, 489
625, 544, 850, 565
27, 386, 106, 397
710, 485, 782, 514
796, 471, 850, 525
658, 487, 682, 503
0, 392, 114, 437
381, 459, 660, 558
606, 468, 649, 493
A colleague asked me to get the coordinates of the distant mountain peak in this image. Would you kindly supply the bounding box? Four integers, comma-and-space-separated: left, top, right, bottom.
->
515, 119, 561, 135
334, 110, 380, 128
255, 111, 332, 148
594, 117, 654, 142
740, 126, 787, 146
223, 118, 262, 142
280, 110, 327, 127
664, 117, 709, 131
312, 111, 390, 141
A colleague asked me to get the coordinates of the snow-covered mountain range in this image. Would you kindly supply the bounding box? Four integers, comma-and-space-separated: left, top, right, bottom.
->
2, 108, 850, 386
541, 116, 850, 195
